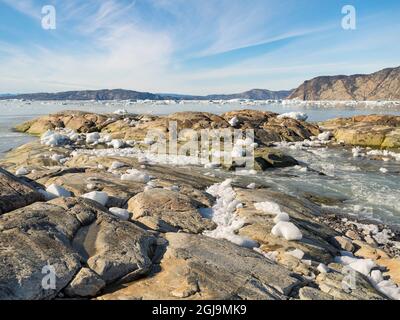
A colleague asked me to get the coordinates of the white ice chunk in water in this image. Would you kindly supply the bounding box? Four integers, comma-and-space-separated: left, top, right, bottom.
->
81, 191, 109, 206
271, 221, 303, 241
113, 109, 128, 115
247, 183, 256, 189
109, 207, 130, 220
379, 167, 388, 174
277, 112, 308, 121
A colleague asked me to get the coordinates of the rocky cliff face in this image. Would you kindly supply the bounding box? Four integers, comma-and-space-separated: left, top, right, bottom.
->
289, 66, 400, 101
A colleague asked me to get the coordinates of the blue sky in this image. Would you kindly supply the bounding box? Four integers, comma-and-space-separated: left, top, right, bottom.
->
0, 0, 399, 94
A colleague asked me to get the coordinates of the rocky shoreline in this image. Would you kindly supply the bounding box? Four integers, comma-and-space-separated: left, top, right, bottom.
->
0, 109, 399, 300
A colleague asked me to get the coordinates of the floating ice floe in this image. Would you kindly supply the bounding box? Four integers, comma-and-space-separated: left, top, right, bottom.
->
46, 184, 71, 199
15, 167, 29, 176
379, 167, 388, 174
81, 191, 109, 206
277, 112, 308, 121
113, 109, 128, 115
121, 169, 150, 183
109, 207, 130, 220
203, 179, 258, 248
271, 221, 303, 241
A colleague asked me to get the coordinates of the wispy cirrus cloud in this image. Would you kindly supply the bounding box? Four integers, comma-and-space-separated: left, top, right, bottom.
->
0, 0, 399, 94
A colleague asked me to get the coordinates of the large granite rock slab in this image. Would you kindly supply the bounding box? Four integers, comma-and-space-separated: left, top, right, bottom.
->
128, 189, 216, 233
320, 115, 400, 149
99, 233, 302, 300
0, 167, 44, 215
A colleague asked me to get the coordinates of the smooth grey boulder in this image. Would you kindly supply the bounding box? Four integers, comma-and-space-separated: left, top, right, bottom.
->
64, 268, 106, 297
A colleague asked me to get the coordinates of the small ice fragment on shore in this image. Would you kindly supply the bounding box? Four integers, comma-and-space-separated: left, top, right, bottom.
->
110, 161, 126, 170
229, 116, 239, 127
254, 201, 282, 215
121, 169, 150, 183
108, 139, 124, 149
86, 183, 96, 190
247, 183, 256, 189
274, 212, 290, 223
16, 167, 29, 176
271, 221, 303, 241
204, 162, 220, 169
318, 131, 333, 141
317, 263, 330, 274
109, 207, 130, 220
41, 130, 70, 147
51, 154, 64, 162
379, 167, 388, 173
86, 132, 100, 144
370, 270, 384, 284
38, 189, 55, 201
348, 259, 376, 276
287, 249, 304, 260
81, 191, 109, 206
352, 147, 364, 158
46, 184, 71, 198
277, 112, 308, 121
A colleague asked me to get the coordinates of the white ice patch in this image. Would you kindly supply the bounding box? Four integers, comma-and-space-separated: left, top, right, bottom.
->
254, 201, 283, 215
121, 169, 150, 183
86, 132, 100, 144
110, 161, 126, 170
109, 207, 130, 220
108, 139, 124, 149
15, 167, 29, 176
203, 179, 258, 249
81, 191, 109, 206
317, 263, 330, 274
286, 248, 305, 260
274, 212, 290, 223
318, 131, 333, 141
113, 109, 128, 115
41, 130, 71, 147
46, 184, 71, 199
271, 221, 303, 241
277, 112, 308, 121
229, 116, 239, 127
